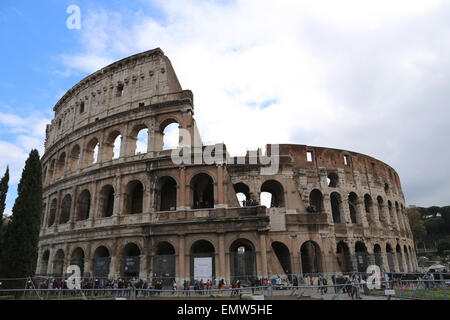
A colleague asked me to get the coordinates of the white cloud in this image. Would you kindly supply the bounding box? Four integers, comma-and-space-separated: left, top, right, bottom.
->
57, 0, 450, 206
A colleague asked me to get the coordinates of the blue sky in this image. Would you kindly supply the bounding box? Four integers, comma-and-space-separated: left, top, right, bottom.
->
1, 0, 450, 215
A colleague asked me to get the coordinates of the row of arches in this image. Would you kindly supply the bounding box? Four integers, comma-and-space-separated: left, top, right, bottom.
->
43, 120, 181, 184
307, 188, 408, 229
44, 173, 216, 227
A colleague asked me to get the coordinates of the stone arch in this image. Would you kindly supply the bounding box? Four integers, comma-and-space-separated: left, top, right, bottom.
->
52, 249, 65, 277
93, 245, 111, 278
160, 117, 181, 151
396, 244, 404, 272
124, 180, 144, 214
190, 240, 215, 283
129, 123, 148, 155
56, 152, 66, 178
355, 241, 369, 272
121, 243, 141, 278
76, 189, 91, 221
153, 241, 176, 286
48, 159, 55, 181
70, 247, 85, 276
103, 130, 122, 161
308, 189, 323, 212
386, 243, 395, 272
373, 244, 383, 268
377, 196, 384, 222
348, 192, 358, 224
40, 250, 50, 275
48, 198, 57, 227
229, 238, 257, 284
364, 194, 373, 221
69, 144, 81, 172
271, 241, 292, 278
190, 173, 214, 209
300, 240, 323, 274
260, 179, 285, 208
336, 241, 352, 273
99, 184, 115, 217
157, 176, 177, 211
404, 245, 411, 272
60, 194, 72, 224
233, 182, 250, 207
330, 192, 343, 223
83, 137, 100, 167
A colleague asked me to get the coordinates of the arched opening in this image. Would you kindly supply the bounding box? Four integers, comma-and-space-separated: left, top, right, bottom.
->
84, 138, 100, 166
191, 173, 214, 209
348, 192, 358, 224
60, 194, 72, 224
40, 250, 50, 275
260, 180, 285, 208
230, 239, 257, 284
130, 125, 148, 155
77, 190, 91, 221
404, 245, 411, 272
386, 244, 395, 272
308, 189, 323, 212
52, 249, 65, 277
56, 152, 66, 178
377, 196, 384, 222
48, 159, 55, 181
384, 183, 390, 194
330, 192, 342, 223
396, 244, 404, 272
388, 200, 395, 226
122, 243, 141, 278
395, 202, 403, 230
190, 240, 215, 283
364, 194, 373, 221
327, 172, 339, 187
70, 248, 85, 276
336, 241, 352, 273
374, 244, 383, 268
153, 242, 176, 287
124, 180, 143, 214
158, 176, 177, 211
99, 185, 114, 217
355, 241, 369, 272
233, 183, 250, 207
300, 241, 322, 274
104, 131, 122, 161
93, 246, 111, 278
69, 145, 80, 172
48, 199, 57, 227
161, 120, 180, 150
271, 242, 292, 280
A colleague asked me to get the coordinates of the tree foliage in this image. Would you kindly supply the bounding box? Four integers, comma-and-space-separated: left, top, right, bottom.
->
406, 207, 427, 241
0, 150, 42, 280
0, 166, 9, 220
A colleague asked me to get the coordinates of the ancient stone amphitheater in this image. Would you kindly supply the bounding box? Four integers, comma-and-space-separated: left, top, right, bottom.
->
37, 48, 417, 284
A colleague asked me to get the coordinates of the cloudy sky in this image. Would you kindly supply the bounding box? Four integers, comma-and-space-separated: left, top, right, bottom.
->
1, 0, 449, 214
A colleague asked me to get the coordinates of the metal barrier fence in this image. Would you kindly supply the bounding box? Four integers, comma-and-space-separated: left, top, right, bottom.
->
0, 278, 448, 300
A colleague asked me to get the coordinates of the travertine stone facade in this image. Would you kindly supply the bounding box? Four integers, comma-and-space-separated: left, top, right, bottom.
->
37, 48, 417, 283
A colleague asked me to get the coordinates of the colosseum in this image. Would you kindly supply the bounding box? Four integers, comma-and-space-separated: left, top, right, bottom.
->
36, 48, 418, 285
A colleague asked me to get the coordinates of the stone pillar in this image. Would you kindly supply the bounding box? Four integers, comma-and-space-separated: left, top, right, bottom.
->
259, 233, 268, 278
341, 198, 351, 225
215, 164, 226, 208
322, 194, 334, 225
178, 235, 185, 282
357, 199, 369, 227
139, 254, 147, 280
218, 233, 226, 281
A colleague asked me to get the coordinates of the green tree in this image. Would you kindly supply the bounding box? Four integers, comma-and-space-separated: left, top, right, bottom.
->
424, 217, 445, 236
437, 238, 450, 256
0, 150, 42, 283
407, 207, 427, 240
0, 166, 8, 220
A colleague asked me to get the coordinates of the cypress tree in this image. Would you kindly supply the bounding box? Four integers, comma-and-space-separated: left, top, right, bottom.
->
0, 166, 8, 221
0, 166, 9, 272
0, 150, 42, 283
